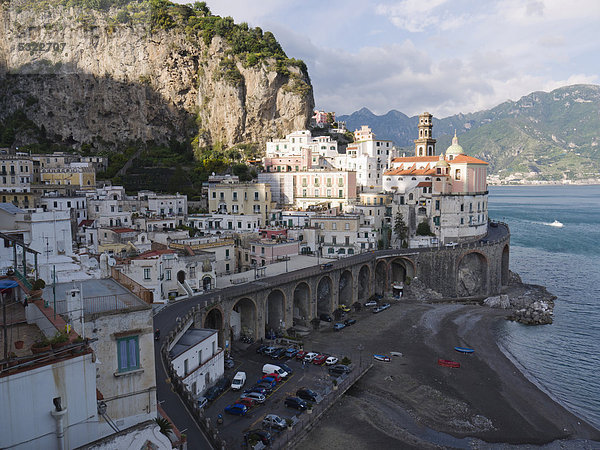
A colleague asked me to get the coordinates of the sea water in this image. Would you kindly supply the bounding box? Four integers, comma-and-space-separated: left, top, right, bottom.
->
488, 185, 600, 429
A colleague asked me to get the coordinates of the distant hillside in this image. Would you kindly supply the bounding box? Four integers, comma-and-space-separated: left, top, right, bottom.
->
339, 85, 600, 182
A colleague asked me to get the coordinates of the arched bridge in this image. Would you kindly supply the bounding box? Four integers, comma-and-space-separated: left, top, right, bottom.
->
157, 224, 510, 347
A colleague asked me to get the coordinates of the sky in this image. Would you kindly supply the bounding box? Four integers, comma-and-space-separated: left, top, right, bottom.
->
178, 0, 600, 118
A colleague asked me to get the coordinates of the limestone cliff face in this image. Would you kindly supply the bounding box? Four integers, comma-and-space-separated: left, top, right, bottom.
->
0, 4, 314, 148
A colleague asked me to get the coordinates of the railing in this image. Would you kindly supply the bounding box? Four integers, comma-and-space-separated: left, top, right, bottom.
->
13, 269, 32, 290
111, 266, 154, 304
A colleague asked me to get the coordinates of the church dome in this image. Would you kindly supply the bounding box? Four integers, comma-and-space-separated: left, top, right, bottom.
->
446, 131, 464, 156
434, 154, 450, 168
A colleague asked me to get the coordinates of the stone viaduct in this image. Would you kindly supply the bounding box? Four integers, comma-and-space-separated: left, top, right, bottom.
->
187, 224, 510, 348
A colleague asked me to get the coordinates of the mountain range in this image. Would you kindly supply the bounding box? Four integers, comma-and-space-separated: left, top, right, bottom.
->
339, 85, 600, 182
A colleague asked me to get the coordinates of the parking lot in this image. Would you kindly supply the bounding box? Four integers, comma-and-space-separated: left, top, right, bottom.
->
199, 298, 398, 448
203, 341, 351, 448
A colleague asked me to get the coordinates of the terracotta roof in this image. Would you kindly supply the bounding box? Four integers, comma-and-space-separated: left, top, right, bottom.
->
416, 182, 432, 188
384, 165, 436, 176
111, 227, 137, 234
391, 156, 439, 163
78, 219, 94, 227
451, 155, 489, 165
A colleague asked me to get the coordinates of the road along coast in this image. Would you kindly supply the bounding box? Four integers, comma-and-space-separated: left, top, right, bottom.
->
295, 297, 600, 449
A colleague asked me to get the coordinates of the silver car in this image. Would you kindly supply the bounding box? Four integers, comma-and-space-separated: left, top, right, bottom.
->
239, 392, 266, 404
262, 414, 287, 430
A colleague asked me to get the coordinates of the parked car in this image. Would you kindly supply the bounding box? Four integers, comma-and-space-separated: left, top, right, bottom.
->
285, 347, 299, 358
204, 386, 221, 401
296, 388, 318, 402
263, 372, 282, 383
373, 303, 391, 314
224, 403, 248, 416
329, 364, 352, 375
263, 346, 278, 356
245, 386, 269, 396
271, 347, 287, 359
303, 352, 319, 362
344, 318, 357, 326
320, 263, 333, 269
256, 344, 269, 354
237, 397, 257, 408
258, 377, 277, 388
284, 396, 308, 410
325, 356, 339, 365
338, 304, 351, 312
224, 357, 235, 369
239, 392, 266, 404
196, 396, 208, 409
490, 221, 498, 228
254, 382, 275, 395
312, 354, 328, 365
278, 363, 294, 375
245, 429, 272, 446
319, 313, 332, 322
262, 363, 288, 378
295, 350, 307, 360
231, 372, 246, 391
364, 300, 378, 307
262, 414, 287, 430
333, 322, 345, 331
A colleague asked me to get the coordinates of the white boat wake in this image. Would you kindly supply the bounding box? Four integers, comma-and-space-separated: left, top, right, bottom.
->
546, 220, 564, 228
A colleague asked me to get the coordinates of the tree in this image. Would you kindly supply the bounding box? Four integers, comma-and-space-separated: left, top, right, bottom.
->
416, 220, 435, 236
394, 211, 408, 246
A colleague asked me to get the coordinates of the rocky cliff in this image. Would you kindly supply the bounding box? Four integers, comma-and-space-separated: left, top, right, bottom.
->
0, 1, 314, 149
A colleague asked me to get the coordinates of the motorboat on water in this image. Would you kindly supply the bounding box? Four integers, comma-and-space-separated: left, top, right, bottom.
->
549, 220, 563, 228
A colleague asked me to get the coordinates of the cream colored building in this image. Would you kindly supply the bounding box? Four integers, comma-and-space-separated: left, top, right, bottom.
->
208, 181, 272, 226
40, 162, 96, 189
309, 214, 362, 257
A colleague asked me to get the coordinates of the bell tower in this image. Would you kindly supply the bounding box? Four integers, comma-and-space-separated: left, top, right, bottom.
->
414, 112, 436, 157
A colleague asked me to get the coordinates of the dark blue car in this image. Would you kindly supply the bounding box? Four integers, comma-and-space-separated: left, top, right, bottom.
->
224, 403, 248, 416
284, 396, 308, 410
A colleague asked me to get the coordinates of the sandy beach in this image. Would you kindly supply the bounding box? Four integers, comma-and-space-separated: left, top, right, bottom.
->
295, 300, 600, 449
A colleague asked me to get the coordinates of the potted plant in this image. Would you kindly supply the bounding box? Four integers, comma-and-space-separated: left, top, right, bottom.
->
71, 336, 86, 354
306, 402, 313, 414
332, 379, 338, 391
286, 418, 293, 430
31, 336, 51, 354
14, 340, 24, 350
29, 279, 46, 300
51, 331, 70, 350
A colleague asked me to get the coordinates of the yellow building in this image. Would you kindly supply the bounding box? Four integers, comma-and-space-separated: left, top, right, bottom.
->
0, 155, 38, 208
40, 163, 96, 189
208, 181, 273, 226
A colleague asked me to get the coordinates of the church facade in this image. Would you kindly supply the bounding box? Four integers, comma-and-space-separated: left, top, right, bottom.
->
383, 112, 489, 245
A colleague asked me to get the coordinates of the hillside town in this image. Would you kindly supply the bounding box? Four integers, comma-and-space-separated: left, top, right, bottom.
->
0, 112, 491, 449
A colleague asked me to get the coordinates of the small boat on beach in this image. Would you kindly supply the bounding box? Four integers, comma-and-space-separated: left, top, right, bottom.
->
549, 220, 563, 228
374, 354, 391, 362
438, 358, 460, 368
454, 346, 474, 354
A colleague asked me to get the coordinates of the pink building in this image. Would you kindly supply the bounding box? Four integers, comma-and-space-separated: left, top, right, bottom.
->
263, 148, 313, 172
259, 228, 288, 239
294, 170, 357, 209
250, 239, 300, 266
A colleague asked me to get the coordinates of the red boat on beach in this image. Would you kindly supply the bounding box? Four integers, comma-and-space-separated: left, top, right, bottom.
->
438, 358, 460, 368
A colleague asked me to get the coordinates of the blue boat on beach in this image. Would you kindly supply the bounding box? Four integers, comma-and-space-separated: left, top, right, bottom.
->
373, 354, 391, 362
454, 346, 474, 354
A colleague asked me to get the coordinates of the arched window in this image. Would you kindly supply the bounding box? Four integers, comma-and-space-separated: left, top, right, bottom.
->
455, 169, 461, 180
338, 248, 346, 254
348, 248, 354, 255
328, 247, 334, 254
409, 193, 414, 201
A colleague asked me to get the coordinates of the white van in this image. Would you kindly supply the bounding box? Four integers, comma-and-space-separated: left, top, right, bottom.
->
262, 363, 288, 378
231, 371, 246, 390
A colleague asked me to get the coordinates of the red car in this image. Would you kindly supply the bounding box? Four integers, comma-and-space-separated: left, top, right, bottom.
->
263, 373, 282, 383
295, 350, 307, 360
312, 354, 328, 365
238, 397, 257, 408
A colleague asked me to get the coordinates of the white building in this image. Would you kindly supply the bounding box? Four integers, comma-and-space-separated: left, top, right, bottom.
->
187, 213, 261, 234
169, 327, 224, 398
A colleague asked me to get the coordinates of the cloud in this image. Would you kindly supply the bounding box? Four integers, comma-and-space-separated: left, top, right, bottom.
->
175, 0, 600, 119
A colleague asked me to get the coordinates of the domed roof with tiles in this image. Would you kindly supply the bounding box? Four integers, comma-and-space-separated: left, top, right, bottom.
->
446, 131, 464, 156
